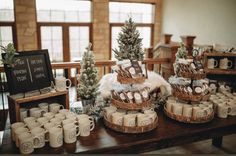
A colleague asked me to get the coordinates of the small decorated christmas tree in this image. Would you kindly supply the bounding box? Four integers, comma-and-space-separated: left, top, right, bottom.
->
77, 43, 100, 101
113, 17, 144, 61
173, 42, 188, 74
175, 42, 188, 62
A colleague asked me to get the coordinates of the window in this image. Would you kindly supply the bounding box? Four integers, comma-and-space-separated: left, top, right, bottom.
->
69, 26, 89, 61
109, 2, 154, 23
36, 0, 91, 63
0, 0, 15, 52
0, 0, 14, 22
109, 2, 155, 60
36, 0, 91, 23
41, 26, 63, 62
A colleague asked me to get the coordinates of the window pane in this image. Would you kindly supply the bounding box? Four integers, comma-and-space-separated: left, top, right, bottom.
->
0, 0, 14, 21
0, 26, 13, 53
40, 26, 63, 62
111, 26, 151, 60
36, 0, 91, 22
109, 2, 155, 23
69, 26, 89, 62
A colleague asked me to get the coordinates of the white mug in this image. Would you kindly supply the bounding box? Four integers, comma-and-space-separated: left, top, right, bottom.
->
50, 118, 62, 126
217, 104, 229, 118
31, 127, 48, 148
55, 113, 66, 120
182, 104, 193, 117
144, 109, 157, 122
11, 122, 26, 141
55, 76, 72, 91
23, 117, 36, 125
38, 102, 49, 113
27, 121, 43, 130
104, 106, 117, 122
44, 122, 59, 131
78, 118, 95, 137
59, 109, 70, 115
123, 114, 136, 127
49, 127, 63, 148
20, 108, 28, 122
44, 122, 61, 141
219, 58, 233, 69
63, 123, 80, 144
227, 103, 236, 116
49, 103, 64, 114
112, 112, 124, 126
166, 102, 173, 113
193, 107, 207, 118
207, 58, 218, 69
137, 114, 153, 126
66, 112, 77, 121
43, 112, 55, 120
30, 108, 45, 118
62, 118, 77, 126
18, 132, 40, 154
15, 127, 30, 148
172, 104, 183, 116
77, 114, 94, 122
37, 117, 49, 125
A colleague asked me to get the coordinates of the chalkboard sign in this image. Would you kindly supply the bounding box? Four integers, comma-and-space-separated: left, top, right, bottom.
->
2, 49, 53, 95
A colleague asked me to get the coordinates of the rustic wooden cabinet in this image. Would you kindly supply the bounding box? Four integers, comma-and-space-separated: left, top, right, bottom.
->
8, 91, 69, 124
203, 52, 236, 90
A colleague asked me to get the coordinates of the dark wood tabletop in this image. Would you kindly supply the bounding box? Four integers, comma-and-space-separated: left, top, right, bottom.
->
1, 109, 236, 154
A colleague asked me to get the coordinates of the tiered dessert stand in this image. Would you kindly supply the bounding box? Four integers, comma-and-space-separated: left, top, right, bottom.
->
103, 65, 158, 133
164, 59, 214, 124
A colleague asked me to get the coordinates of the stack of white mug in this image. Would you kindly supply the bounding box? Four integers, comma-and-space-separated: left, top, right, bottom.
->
166, 98, 214, 119
11, 102, 95, 154
209, 92, 236, 118
104, 106, 157, 127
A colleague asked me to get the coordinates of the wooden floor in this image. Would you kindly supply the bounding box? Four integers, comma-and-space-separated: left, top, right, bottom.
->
0, 88, 236, 154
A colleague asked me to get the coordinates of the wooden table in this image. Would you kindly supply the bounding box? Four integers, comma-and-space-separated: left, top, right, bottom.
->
1, 110, 236, 154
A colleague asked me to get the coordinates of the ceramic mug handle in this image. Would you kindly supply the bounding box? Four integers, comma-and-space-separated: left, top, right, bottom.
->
228, 60, 233, 68
90, 121, 95, 131
214, 60, 218, 67
59, 105, 64, 109
66, 79, 72, 89
75, 126, 80, 136
44, 130, 49, 142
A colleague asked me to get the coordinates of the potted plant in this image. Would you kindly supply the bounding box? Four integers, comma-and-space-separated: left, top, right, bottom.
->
0, 43, 18, 67
77, 43, 100, 114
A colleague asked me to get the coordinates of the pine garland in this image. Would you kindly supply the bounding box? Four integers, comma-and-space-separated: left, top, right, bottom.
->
77, 43, 100, 100
113, 17, 144, 61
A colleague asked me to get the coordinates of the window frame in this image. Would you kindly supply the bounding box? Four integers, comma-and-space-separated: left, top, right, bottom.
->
37, 22, 92, 62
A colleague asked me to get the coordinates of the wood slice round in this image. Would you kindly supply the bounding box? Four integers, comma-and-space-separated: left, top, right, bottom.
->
111, 98, 152, 110
172, 90, 211, 102
164, 106, 214, 124
177, 71, 206, 80
103, 117, 158, 134
117, 74, 146, 84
